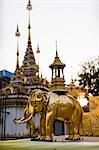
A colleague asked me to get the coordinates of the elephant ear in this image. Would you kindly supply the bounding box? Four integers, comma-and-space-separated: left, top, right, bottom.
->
42, 93, 49, 105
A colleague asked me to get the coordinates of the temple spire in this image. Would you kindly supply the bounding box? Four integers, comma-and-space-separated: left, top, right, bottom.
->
36, 44, 40, 66
22, 0, 39, 78
36, 44, 40, 77
23, 0, 36, 66
55, 40, 58, 57
27, 0, 32, 48
41, 71, 42, 78
36, 44, 40, 54
15, 24, 20, 70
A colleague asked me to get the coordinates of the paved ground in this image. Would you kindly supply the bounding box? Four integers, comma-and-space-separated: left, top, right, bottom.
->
0, 137, 99, 150
53, 135, 99, 142
81, 136, 99, 142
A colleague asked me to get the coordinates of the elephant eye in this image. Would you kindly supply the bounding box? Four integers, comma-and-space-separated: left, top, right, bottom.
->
37, 94, 41, 98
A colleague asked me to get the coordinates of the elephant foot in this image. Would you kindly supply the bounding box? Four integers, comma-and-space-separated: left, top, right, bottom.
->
65, 134, 81, 141
73, 134, 81, 141
32, 135, 46, 141
39, 136, 46, 141
31, 133, 38, 139
31, 133, 41, 141
65, 135, 73, 140
46, 136, 53, 142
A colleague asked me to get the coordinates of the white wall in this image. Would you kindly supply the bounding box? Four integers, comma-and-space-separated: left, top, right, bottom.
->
2, 107, 29, 137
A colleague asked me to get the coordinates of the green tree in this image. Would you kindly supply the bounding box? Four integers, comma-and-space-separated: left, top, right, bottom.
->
77, 56, 99, 96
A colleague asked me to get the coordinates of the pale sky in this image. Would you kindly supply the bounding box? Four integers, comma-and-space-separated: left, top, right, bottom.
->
0, 0, 99, 84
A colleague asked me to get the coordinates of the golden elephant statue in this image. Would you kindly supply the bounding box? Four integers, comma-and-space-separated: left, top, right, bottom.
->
14, 89, 49, 140
14, 89, 83, 141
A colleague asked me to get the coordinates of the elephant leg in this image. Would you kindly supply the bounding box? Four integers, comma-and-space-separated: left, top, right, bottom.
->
23, 108, 35, 137
39, 114, 46, 140
27, 119, 35, 137
65, 120, 74, 140
46, 111, 55, 141
72, 108, 82, 140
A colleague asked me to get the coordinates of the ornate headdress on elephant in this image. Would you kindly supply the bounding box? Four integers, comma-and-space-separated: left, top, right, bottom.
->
28, 89, 50, 113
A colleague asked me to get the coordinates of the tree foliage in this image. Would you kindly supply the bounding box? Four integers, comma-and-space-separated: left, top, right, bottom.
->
77, 56, 99, 96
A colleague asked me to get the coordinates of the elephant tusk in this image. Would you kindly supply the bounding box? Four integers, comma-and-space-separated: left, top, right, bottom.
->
17, 117, 26, 121
13, 113, 33, 124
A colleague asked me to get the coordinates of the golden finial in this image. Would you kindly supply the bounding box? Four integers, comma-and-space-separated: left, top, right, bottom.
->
15, 24, 20, 69
15, 24, 20, 37
27, 0, 32, 10
36, 44, 40, 54
36, 44, 40, 77
27, 0, 32, 47
40, 65, 42, 78
41, 72, 42, 78
55, 40, 58, 57
70, 65, 73, 81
